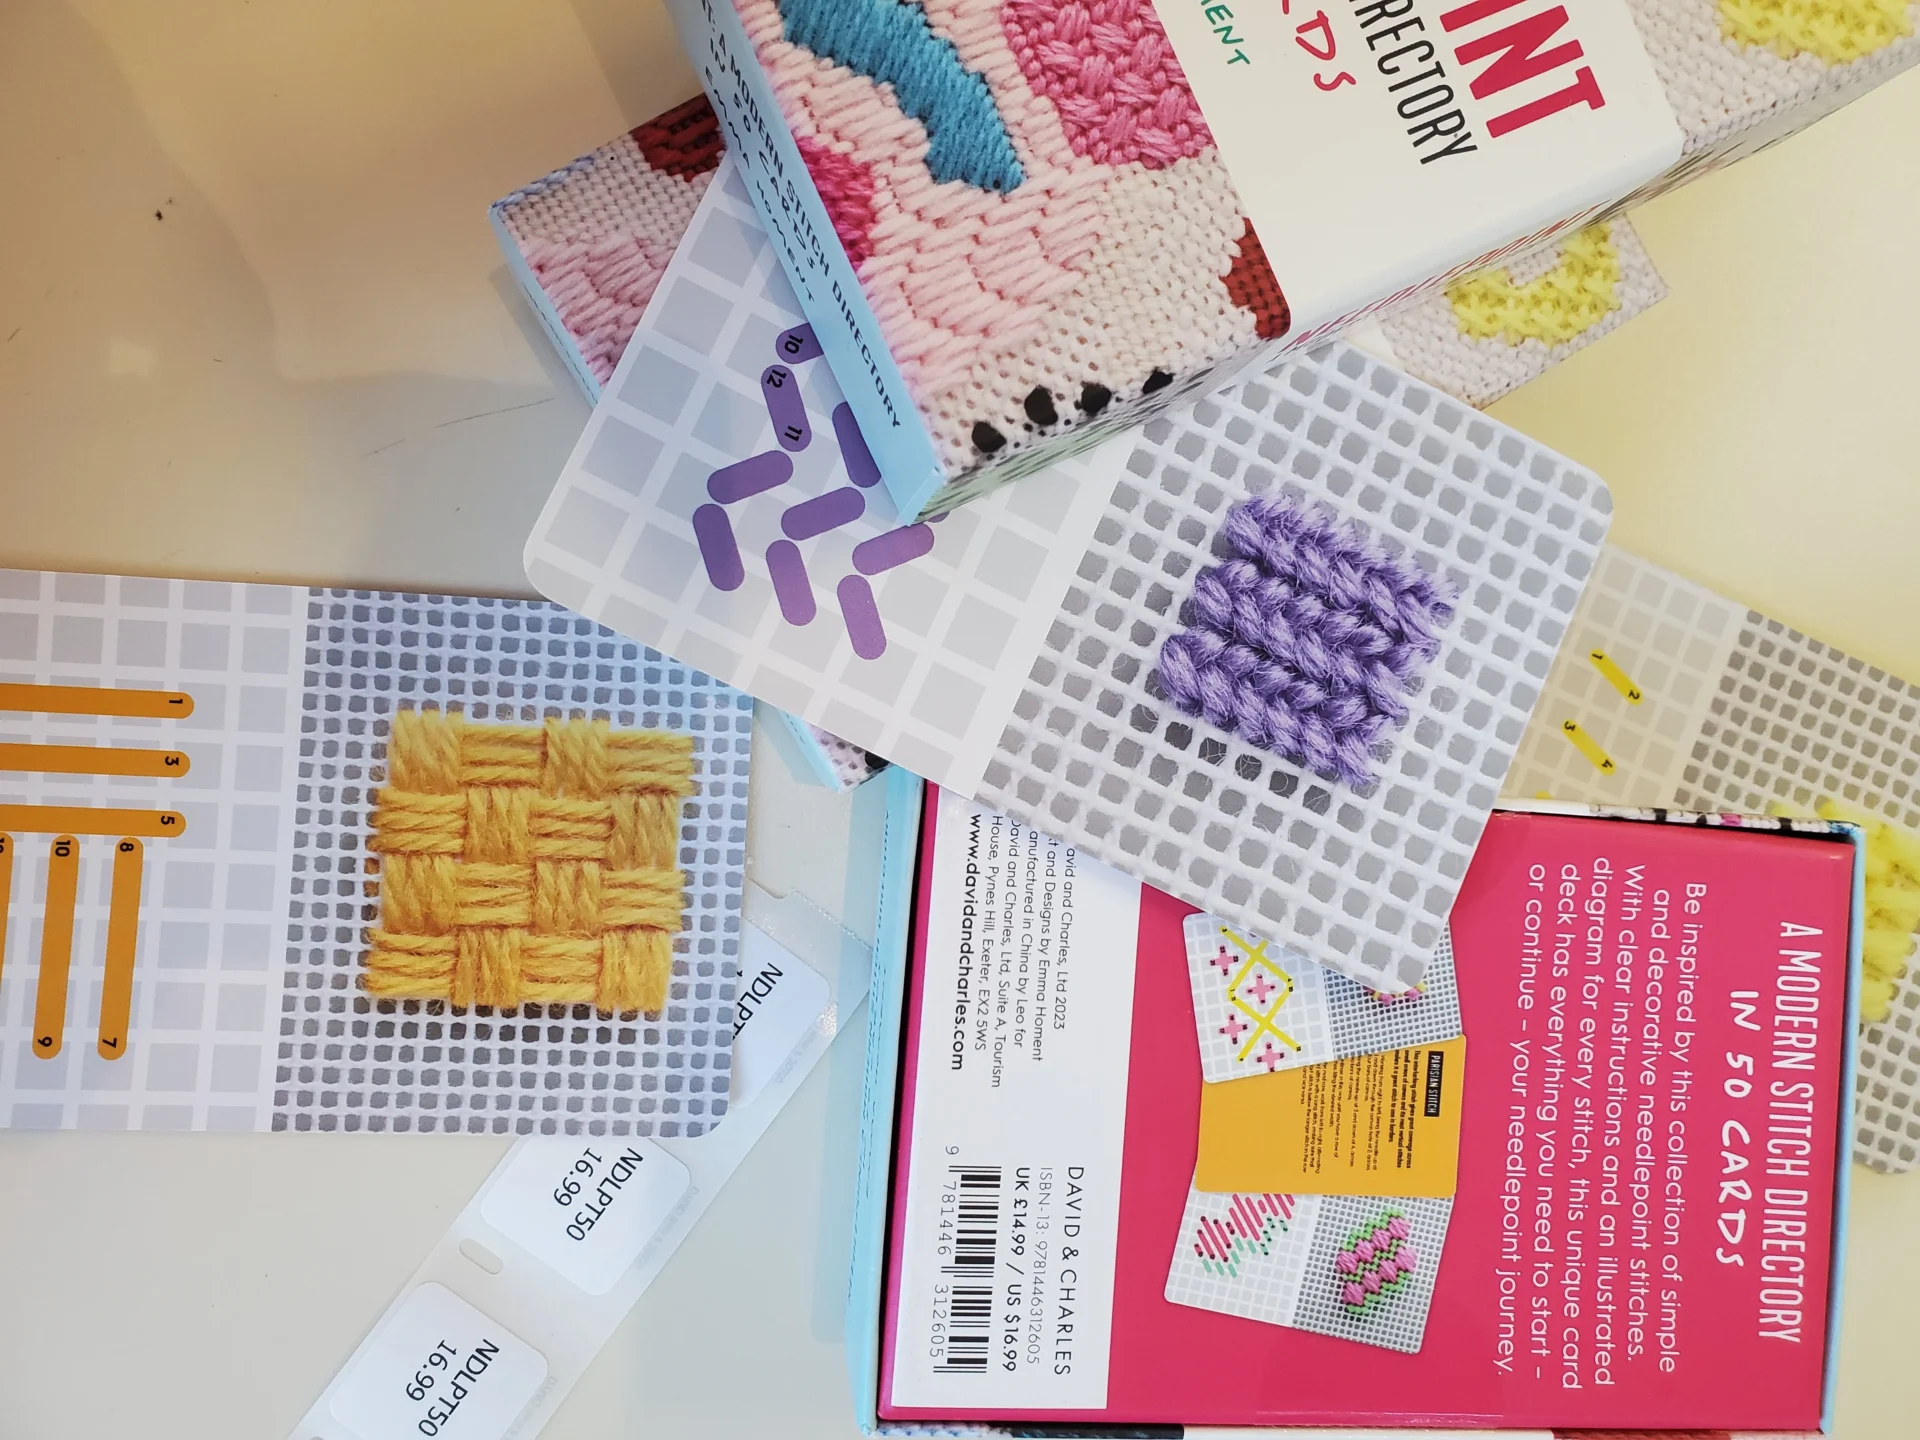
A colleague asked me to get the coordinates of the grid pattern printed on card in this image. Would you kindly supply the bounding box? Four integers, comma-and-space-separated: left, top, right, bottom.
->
1164, 1189, 1322, 1328
523, 158, 1115, 799
1505, 549, 1920, 1170
1679, 612, 1920, 1172
0, 570, 302, 1131
1503, 547, 1743, 808
1288, 1195, 1451, 1355
980, 344, 1612, 992
1184, 912, 1334, 1081
1323, 928, 1464, 1061
277, 590, 751, 1136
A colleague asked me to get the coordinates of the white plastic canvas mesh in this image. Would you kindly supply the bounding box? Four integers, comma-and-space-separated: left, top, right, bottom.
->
1502, 548, 1920, 1172
979, 344, 1612, 992
279, 590, 752, 1137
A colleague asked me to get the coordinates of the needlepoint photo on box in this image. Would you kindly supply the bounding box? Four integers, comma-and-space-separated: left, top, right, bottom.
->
0, 570, 751, 1136
664, 0, 1917, 517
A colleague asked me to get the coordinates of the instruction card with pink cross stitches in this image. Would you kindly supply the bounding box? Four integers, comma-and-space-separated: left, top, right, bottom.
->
525, 156, 1613, 996
1184, 911, 1460, 1085
1164, 1190, 1454, 1355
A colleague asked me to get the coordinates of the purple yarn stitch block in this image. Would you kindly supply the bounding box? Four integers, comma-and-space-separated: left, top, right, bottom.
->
1154, 494, 1455, 789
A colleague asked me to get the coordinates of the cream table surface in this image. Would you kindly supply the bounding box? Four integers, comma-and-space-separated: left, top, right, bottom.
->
0, 2, 1917, 1436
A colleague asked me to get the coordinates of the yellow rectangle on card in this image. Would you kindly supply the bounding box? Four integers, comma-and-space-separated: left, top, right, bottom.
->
1196, 1037, 1465, 1198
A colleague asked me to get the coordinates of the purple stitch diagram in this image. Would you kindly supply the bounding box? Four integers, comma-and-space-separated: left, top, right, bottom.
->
1155, 493, 1456, 789
692, 322, 932, 657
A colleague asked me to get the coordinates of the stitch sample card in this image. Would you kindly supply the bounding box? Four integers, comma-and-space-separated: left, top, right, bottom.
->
1164, 1191, 1454, 1355
1500, 545, 1920, 1173
881, 796, 1853, 1429
1184, 911, 1461, 1083
526, 158, 1612, 995
0, 569, 750, 1135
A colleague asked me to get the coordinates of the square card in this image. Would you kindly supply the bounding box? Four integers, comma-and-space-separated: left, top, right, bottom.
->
525, 156, 1613, 996
0, 570, 750, 1135
1501, 545, 1920, 1172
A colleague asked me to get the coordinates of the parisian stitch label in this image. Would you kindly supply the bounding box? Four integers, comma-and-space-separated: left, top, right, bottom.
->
1153, 0, 1683, 341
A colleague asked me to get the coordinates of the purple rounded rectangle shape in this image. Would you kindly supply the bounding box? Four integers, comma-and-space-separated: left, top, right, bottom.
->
833, 403, 881, 489
782, 486, 866, 541
762, 365, 812, 452
838, 574, 887, 661
708, 450, 792, 505
852, 523, 936, 576
693, 504, 745, 591
766, 540, 817, 625
775, 324, 823, 363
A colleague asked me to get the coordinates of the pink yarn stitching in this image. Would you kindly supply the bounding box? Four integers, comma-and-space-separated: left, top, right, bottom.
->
735, 0, 1288, 486
795, 135, 880, 266
522, 231, 677, 384
1002, 0, 1213, 168
737, 0, 1103, 393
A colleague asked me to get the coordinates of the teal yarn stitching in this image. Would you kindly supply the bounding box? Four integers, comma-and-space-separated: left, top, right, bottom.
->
777, 0, 1026, 192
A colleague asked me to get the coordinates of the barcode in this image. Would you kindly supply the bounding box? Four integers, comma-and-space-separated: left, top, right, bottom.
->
937, 1286, 993, 1373
934, 1165, 1001, 1374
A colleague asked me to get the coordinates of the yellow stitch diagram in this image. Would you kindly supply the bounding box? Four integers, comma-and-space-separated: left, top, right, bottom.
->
1587, 649, 1643, 703
1218, 926, 1302, 1062
0, 682, 189, 1059
1559, 719, 1616, 774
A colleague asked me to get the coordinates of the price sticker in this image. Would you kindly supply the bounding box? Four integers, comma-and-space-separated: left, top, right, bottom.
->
481, 1136, 691, 1295
328, 1284, 546, 1440
729, 942, 830, 1111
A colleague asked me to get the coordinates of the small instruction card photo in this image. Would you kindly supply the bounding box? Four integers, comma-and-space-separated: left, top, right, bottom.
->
1196, 1038, 1466, 1198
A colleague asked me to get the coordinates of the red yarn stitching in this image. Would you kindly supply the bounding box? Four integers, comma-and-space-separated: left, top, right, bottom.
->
631, 94, 725, 180
1225, 220, 1291, 342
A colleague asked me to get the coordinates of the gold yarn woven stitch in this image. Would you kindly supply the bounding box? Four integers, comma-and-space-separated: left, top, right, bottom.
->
364, 709, 696, 1014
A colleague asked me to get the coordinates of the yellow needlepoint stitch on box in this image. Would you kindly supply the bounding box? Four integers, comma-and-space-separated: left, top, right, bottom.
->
1719, 0, 1913, 66
1770, 796, 1920, 1022
1445, 226, 1623, 347
365, 709, 695, 1014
